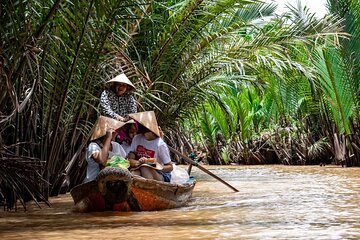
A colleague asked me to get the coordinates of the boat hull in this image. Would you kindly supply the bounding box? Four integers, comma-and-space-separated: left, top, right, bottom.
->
70, 167, 195, 212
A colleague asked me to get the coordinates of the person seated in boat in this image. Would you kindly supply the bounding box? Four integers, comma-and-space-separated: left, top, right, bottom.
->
100, 73, 137, 122
115, 121, 138, 155
84, 116, 127, 183
126, 111, 173, 182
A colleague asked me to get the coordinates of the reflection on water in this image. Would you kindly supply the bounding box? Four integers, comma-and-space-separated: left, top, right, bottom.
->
0, 165, 359, 239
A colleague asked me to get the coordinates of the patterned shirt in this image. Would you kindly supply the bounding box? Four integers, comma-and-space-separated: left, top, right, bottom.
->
100, 90, 137, 119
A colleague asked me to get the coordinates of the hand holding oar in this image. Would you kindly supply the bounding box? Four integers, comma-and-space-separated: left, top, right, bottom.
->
169, 146, 239, 192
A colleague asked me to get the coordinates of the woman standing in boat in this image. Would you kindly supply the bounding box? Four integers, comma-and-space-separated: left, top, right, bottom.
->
84, 116, 127, 183
100, 73, 137, 122
127, 111, 173, 182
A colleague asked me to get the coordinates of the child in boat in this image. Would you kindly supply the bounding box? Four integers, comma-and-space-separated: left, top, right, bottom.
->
84, 116, 127, 183
127, 111, 173, 182
116, 121, 138, 155
100, 73, 137, 122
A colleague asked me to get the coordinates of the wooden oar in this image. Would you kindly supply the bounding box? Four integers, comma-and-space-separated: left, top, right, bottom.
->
169, 146, 239, 192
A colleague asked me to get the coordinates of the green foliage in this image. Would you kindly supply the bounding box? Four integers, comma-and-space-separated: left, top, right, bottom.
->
308, 137, 330, 160
130, 0, 280, 125
328, 0, 360, 109
199, 106, 217, 147
1, 0, 359, 208
182, 1, 349, 164
220, 147, 230, 164
312, 46, 356, 134
0, 0, 149, 206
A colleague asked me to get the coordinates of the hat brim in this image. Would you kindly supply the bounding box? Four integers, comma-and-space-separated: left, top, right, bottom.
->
128, 111, 160, 137
90, 116, 134, 141
106, 73, 135, 91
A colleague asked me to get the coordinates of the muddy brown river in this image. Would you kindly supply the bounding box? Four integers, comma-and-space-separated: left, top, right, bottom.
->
0, 165, 359, 239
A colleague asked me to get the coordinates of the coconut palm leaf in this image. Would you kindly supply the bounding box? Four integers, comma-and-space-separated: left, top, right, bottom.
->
307, 137, 330, 160
198, 105, 217, 147
312, 46, 355, 134
328, 0, 360, 102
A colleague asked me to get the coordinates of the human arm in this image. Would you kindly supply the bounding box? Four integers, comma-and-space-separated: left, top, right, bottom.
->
127, 151, 142, 168
91, 131, 114, 166
162, 162, 173, 173
127, 151, 136, 160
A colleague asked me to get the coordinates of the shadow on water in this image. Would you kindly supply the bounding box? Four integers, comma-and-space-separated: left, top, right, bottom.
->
0, 165, 359, 239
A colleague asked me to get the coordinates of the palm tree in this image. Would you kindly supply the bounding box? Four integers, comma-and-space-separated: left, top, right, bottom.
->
326, 0, 360, 166
178, 1, 347, 165
0, 0, 148, 209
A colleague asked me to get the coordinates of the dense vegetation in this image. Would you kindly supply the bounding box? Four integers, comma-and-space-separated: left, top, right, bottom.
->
1, 0, 359, 209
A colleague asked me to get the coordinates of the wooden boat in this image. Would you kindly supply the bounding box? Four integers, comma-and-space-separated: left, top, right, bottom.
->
70, 167, 196, 212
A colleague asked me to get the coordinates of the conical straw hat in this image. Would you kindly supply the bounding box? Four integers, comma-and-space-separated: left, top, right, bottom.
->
106, 73, 135, 91
128, 111, 160, 137
90, 116, 134, 140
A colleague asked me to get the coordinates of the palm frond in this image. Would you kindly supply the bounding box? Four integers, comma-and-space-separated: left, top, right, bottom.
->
312, 46, 356, 134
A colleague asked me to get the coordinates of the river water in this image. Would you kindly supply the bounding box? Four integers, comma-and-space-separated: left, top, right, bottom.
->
0, 165, 359, 239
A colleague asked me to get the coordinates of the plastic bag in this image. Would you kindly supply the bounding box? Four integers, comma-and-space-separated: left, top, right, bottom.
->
106, 156, 130, 169
170, 164, 189, 184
